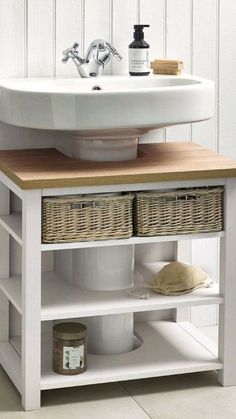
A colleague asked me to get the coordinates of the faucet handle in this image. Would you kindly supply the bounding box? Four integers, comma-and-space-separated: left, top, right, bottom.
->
62, 42, 82, 64
62, 42, 80, 56
106, 43, 122, 61
98, 45, 122, 66
113, 51, 122, 61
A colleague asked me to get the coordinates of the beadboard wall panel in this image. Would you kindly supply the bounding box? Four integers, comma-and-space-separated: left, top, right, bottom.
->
84, 0, 111, 75
0, 0, 28, 150
0, 0, 235, 329
139, 0, 165, 143
219, 0, 236, 159
112, 0, 137, 75
0, 0, 26, 78
27, 0, 55, 77
56, 0, 82, 77
26, 129, 55, 149
27, 1, 55, 147
140, 0, 165, 62
165, 0, 192, 141
191, 0, 218, 151
0, 122, 28, 150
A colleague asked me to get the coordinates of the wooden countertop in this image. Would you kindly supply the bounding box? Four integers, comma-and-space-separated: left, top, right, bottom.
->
0, 142, 236, 189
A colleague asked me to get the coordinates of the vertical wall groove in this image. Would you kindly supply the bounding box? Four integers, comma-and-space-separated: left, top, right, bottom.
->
163, 0, 167, 59
137, 0, 141, 24
24, 0, 28, 78
190, 0, 194, 74
216, 0, 220, 154
53, 0, 57, 77
52, 0, 56, 147
24, 0, 30, 147
190, 0, 193, 142
163, 0, 167, 142
81, 0, 85, 56
109, 0, 114, 75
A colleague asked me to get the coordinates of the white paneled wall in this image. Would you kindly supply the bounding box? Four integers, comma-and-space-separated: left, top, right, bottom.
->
219, 0, 236, 159
191, 0, 218, 150
165, 0, 192, 141
0, 0, 235, 326
56, 0, 82, 76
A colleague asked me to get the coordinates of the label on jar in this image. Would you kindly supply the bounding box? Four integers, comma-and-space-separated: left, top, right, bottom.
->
63, 346, 84, 370
129, 48, 149, 73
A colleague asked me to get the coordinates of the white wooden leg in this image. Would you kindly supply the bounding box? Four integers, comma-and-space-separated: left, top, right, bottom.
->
173, 240, 191, 322
218, 178, 236, 386
0, 183, 10, 342
22, 190, 41, 410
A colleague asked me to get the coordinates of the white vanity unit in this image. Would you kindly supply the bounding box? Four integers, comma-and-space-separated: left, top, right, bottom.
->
0, 73, 234, 411
0, 142, 236, 411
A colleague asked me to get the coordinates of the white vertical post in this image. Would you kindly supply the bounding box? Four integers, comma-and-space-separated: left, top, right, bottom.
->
218, 178, 236, 386
21, 190, 41, 410
0, 182, 10, 342
173, 240, 191, 322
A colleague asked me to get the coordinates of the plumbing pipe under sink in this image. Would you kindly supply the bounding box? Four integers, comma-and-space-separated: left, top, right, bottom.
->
72, 137, 138, 161
72, 140, 136, 355
73, 245, 135, 355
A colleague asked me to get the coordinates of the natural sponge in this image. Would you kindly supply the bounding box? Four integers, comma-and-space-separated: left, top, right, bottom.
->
151, 262, 211, 296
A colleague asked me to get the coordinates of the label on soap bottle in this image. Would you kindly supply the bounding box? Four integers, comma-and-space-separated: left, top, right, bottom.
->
129, 48, 149, 73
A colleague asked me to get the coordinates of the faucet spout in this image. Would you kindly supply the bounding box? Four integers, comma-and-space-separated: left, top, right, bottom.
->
62, 39, 122, 78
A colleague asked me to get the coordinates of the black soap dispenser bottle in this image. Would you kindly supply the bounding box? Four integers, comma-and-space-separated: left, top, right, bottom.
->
129, 24, 150, 76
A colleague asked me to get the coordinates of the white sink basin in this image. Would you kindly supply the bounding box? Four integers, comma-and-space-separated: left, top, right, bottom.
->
0, 75, 214, 135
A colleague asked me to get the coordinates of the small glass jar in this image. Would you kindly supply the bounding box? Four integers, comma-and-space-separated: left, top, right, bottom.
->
53, 322, 87, 375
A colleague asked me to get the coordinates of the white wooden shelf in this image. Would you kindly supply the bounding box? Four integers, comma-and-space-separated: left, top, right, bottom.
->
9, 321, 222, 391
0, 212, 22, 245
0, 211, 224, 251
41, 231, 225, 251
0, 263, 223, 321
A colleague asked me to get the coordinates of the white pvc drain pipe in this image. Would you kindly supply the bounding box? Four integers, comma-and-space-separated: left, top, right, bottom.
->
72, 136, 137, 355
72, 137, 138, 161
73, 245, 135, 354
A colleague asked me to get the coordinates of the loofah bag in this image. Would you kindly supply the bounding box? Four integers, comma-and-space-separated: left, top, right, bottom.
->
128, 262, 212, 299
150, 262, 212, 296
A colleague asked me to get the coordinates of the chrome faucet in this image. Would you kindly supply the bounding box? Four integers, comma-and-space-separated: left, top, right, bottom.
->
62, 39, 122, 78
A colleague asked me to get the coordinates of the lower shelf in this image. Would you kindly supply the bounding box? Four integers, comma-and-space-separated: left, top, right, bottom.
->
7, 320, 222, 392
0, 262, 223, 321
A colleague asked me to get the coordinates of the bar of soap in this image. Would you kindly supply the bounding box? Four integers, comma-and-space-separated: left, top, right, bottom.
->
151, 262, 210, 296
151, 59, 184, 75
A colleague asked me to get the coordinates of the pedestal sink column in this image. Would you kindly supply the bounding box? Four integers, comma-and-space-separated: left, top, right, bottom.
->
72, 136, 137, 355
73, 246, 134, 354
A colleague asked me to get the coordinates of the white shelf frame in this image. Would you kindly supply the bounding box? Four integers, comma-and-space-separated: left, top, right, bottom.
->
41, 232, 225, 251
9, 321, 223, 391
0, 268, 223, 321
0, 174, 235, 411
0, 212, 22, 246
0, 211, 224, 251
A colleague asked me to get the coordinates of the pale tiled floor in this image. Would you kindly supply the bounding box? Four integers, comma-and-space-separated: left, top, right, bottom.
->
2, 326, 236, 419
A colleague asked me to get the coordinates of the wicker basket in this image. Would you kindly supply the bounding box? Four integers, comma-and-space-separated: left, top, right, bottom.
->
42, 193, 134, 243
134, 187, 224, 237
